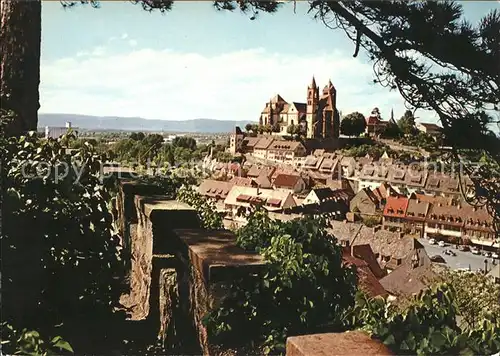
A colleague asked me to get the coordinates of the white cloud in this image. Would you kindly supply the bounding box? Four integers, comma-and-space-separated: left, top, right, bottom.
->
40, 46, 436, 123
121, 33, 129, 40
128, 39, 138, 47
90, 46, 106, 57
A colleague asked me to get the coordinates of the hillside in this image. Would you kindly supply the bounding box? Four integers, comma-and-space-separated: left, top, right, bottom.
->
38, 113, 254, 133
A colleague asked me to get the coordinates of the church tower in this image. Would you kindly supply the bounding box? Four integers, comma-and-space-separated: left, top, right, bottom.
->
306, 76, 319, 138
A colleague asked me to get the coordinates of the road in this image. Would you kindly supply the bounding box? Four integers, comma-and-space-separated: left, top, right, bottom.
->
418, 238, 498, 273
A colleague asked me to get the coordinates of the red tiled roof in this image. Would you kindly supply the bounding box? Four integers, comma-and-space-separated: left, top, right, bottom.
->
236, 194, 251, 202
229, 177, 255, 187
273, 174, 302, 189
342, 252, 388, 298
267, 198, 282, 206
383, 196, 409, 217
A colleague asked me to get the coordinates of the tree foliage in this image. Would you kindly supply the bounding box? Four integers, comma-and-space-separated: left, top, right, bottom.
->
351, 283, 500, 355
176, 184, 224, 229
398, 110, 417, 135
340, 111, 366, 137
1, 130, 126, 352
437, 269, 500, 330
381, 120, 403, 139
1, 323, 74, 356
204, 209, 357, 354
172, 136, 197, 151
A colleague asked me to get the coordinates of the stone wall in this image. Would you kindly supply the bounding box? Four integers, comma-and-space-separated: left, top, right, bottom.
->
115, 180, 394, 356
120, 194, 200, 321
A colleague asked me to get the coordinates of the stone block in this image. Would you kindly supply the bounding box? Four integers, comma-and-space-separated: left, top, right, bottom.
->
120, 196, 200, 321
171, 229, 266, 355
172, 229, 265, 285
286, 331, 394, 356
116, 180, 169, 251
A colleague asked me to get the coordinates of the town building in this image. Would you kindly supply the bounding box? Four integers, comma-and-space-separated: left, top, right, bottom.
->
350, 188, 382, 215
416, 122, 442, 137
43, 121, 78, 139
364, 108, 388, 136
266, 140, 307, 163
229, 126, 244, 154
404, 198, 431, 237
302, 187, 352, 206
382, 196, 409, 231
272, 173, 307, 194
379, 244, 441, 298
223, 185, 296, 219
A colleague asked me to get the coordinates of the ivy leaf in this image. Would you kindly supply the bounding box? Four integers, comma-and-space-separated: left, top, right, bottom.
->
383, 334, 396, 346
52, 337, 74, 353
430, 331, 447, 349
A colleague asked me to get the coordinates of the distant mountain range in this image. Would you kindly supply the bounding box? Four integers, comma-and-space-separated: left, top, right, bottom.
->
38, 113, 254, 133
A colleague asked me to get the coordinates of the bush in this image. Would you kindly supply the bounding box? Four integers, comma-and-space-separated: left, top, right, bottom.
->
2, 131, 126, 352
204, 210, 357, 354
351, 284, 500, 355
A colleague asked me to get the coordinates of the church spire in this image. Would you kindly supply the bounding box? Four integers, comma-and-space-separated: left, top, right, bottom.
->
390, 108, 395, 122
311, 75, 317, 89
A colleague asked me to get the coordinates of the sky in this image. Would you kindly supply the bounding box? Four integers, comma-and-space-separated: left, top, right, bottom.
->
40, 1, 499, 124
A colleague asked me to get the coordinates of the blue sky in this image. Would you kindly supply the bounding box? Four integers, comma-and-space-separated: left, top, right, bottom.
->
40, 1, 499, 124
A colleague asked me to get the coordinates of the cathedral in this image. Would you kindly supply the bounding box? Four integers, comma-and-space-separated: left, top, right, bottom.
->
259, 77, 340, 139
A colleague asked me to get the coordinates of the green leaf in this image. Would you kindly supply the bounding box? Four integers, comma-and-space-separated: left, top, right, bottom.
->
51, 336, 73, 353
430, 331, 447, 349
383, 334, 396, 345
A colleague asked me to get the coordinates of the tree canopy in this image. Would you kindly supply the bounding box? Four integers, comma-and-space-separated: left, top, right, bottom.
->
398, 110, 417, 135
340, 111, 366, 137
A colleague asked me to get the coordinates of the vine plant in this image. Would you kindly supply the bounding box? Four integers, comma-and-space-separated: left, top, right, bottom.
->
1, 130, 127, 354
351, 284, 500, 355
202, 207, 357, 354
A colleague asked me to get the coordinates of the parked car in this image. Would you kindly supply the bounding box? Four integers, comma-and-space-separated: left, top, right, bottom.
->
471, 247, 481, 255
429, 238, 437, 245
438, 241, 446, 247
483, 251, 492, 258
430, 255, 446, 263
492, 252, 499, 259
444, 250, 457, 257
458, 245, 470, 252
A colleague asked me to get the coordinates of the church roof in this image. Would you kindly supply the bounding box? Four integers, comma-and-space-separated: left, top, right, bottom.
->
292, 102, 307, 113
271, 94, 287, 103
